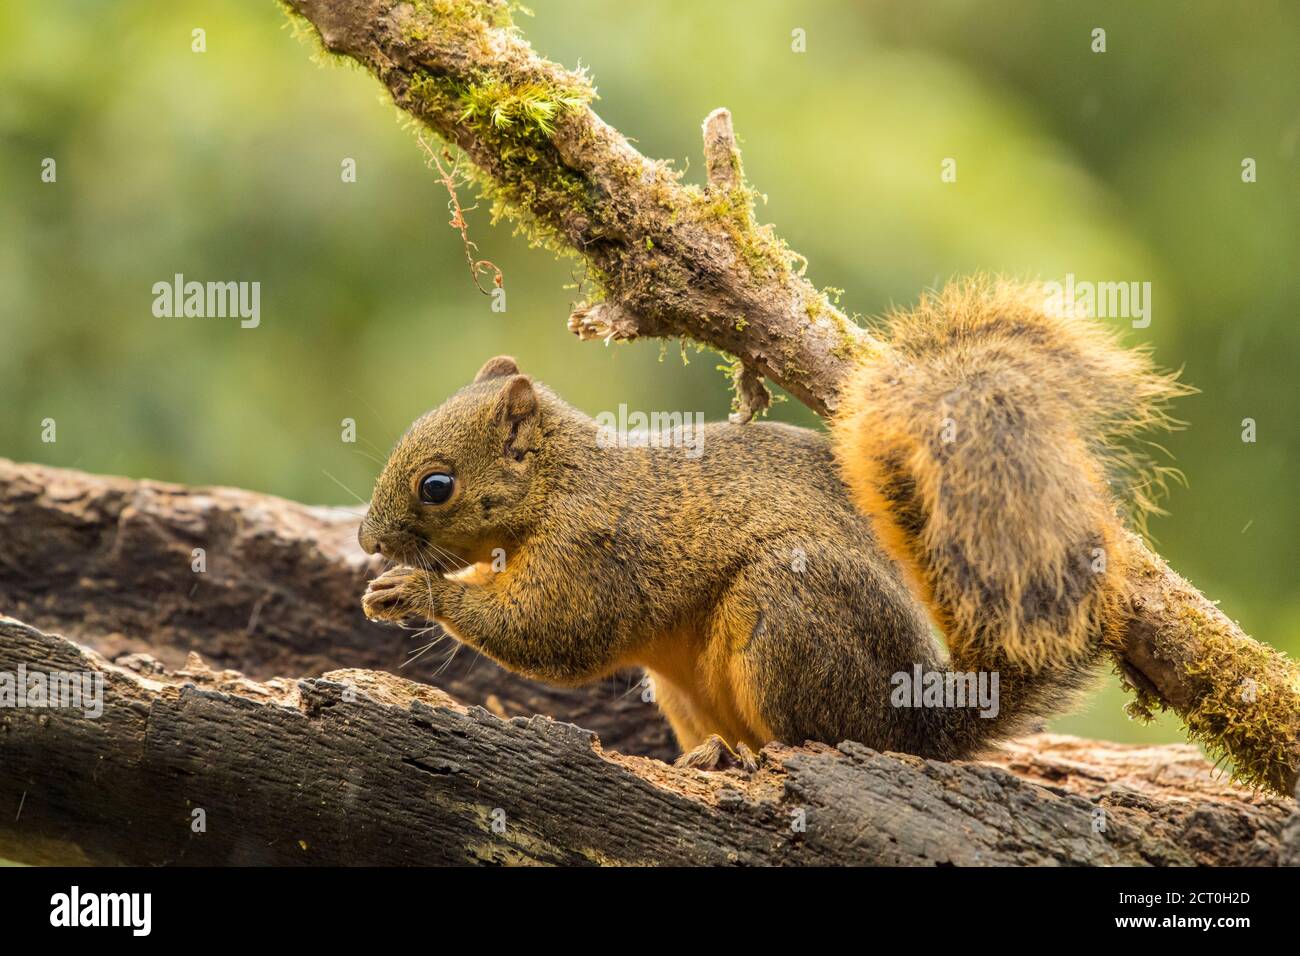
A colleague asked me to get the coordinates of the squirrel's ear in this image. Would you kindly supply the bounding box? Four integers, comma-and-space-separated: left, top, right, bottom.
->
474, 355, 520, 383
495, 374, 538, 425
495, 375, 539, 460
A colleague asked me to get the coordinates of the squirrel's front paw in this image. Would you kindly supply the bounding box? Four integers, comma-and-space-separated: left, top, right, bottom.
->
362, 567, 430, 623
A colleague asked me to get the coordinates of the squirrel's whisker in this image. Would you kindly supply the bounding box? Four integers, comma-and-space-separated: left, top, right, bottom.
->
320, 469, 370, 507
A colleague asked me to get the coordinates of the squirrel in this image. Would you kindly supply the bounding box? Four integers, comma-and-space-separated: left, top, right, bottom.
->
358, 279, 1184, 770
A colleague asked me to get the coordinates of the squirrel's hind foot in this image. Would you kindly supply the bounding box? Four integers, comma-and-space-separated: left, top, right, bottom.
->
674, 735, 759, 774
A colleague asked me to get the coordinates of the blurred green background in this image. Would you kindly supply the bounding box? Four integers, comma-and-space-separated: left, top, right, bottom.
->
2, 1, 1296, 744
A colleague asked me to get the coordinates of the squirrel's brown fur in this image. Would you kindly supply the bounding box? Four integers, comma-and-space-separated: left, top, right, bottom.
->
835, 279, 1186, 674
360, 278, 1185, 765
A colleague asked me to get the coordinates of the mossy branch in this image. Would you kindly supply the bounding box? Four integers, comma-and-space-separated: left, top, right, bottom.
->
279, 0, 1300, 796
281, 0, 874, 413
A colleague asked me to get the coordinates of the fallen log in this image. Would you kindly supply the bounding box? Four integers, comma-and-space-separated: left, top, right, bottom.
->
0, 616, 1293, 866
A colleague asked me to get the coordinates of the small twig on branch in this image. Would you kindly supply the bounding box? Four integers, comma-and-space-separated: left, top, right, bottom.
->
703, 107, 742, 192
728, 361, 772, 423
567, 301, 642, 344
704, 108, 771, 423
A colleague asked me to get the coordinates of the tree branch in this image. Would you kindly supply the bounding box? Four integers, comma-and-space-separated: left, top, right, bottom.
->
282, 0, 876, 414
279, 0, 1299, 795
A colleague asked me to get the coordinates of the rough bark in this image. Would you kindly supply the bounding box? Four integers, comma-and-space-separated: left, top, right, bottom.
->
279, 0, 1300, 795
1, 616, 1294, 866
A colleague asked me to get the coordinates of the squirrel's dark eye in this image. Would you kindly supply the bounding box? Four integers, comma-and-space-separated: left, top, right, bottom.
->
418, 472, 455, 505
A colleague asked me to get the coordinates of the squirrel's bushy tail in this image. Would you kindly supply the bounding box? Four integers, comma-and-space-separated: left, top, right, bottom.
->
834, 278, 1187, 707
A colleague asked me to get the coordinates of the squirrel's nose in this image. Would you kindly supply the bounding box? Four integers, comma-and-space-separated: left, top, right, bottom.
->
358, 524, 382, 556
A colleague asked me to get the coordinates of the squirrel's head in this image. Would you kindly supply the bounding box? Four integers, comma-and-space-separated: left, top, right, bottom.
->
359, 356, 543, 570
